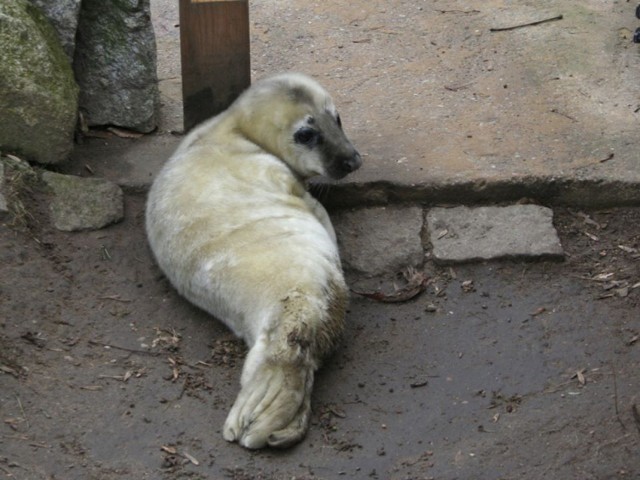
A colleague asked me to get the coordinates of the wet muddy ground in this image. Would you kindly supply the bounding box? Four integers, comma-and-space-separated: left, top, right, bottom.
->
1, 194, 638, 479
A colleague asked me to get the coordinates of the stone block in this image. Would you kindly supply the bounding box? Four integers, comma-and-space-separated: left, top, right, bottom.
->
42, 172, 124, 231
426, 205, 564, 264
333, 206, 424, 276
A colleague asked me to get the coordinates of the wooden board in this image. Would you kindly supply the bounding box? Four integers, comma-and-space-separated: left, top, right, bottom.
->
179, 0, 250, 131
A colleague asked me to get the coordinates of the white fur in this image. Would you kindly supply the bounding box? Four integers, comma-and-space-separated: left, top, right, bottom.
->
146, 73, 358, 449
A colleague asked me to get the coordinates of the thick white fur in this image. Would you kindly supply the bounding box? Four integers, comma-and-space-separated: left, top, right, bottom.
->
146, 73, 357, 449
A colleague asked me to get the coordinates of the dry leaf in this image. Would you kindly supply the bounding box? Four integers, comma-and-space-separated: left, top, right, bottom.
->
161, 445, 177, 455
107, 127, 144, 139
352, 267, 429, 303
84, 129, 112, 139
5, 154, 24, 163
577, 212, 602, 229
530, 307, 546, 316
592, 273, 614, 282
583, 231, 599, 241
182, 451, 199, 466
461, 280, 475, 293
618, 245, 638, 254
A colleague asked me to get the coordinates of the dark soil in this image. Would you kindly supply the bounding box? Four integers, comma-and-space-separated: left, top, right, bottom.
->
1, 189, 638, 479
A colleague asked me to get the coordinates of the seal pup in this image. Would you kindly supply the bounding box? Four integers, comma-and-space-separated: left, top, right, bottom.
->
146, 73, 361, 449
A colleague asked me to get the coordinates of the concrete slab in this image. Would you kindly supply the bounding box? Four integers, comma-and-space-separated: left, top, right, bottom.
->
333, 206, 424, 276
60, 1, 640, 208
426, 205, 564, 264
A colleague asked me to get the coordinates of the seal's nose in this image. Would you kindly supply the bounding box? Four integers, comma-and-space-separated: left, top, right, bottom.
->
342, 151, 362, 173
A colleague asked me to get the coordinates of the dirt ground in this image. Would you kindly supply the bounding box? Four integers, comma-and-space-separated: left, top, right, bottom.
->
1, 187, 639, 479
2, 0, 640, 479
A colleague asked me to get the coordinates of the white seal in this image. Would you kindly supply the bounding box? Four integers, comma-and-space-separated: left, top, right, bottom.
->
146, 73, 361, 449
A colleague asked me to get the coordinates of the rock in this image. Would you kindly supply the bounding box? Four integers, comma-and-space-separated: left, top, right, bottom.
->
0, 0, 79, 165
41, 172, 124, 231
333, 206, 424, 276
73, 0, 159, 132
426, 205, 564, 265
30, 0, 82, 61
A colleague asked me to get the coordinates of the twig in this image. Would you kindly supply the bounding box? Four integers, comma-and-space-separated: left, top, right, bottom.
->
437, 9, 480, 15
612, 365, 626, 432
595, 433, 632, 455
16, 396, 28, 430
599, 153, 614, 163
88, 340, 162, 357
98, 295, 132, 303
490, 14, 563, 32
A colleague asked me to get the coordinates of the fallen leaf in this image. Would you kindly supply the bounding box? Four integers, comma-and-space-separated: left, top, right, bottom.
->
161, 445, 177, 455
618, 245, 638, 254
352, 267, 429, 303
84, 129, 112, 139
592, 272, 615, 282
182, 451, 199, 466
0, 365, 19, 377
410, 380, 429, 389
583, 231, 599, 241
107, 127, 144, 139
461, 280, 475, 293
5, 154, 25, 163
327, 405, 346, 418
577, 212, 602, 229
530, 307, 546, 316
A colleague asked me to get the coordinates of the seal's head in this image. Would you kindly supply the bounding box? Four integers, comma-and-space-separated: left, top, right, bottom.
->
233, 73, 362, 180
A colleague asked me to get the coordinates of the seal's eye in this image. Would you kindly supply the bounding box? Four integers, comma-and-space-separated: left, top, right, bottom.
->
294, 127, 320, 146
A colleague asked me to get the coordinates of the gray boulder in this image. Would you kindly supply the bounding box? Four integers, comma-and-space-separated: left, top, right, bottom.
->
30, 0, 82, 61
41, 171, 124, 231
0, 0, 79, 165
74, 0, 159, 132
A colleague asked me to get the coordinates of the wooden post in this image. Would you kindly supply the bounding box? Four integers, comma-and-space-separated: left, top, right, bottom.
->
179, 0, 251, 131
